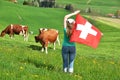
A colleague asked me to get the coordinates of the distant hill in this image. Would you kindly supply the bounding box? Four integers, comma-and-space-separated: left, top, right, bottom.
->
0, 0, 120, 34
8, 0, 120, 14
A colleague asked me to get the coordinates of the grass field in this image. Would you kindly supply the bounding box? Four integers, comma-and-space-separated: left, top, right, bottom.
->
0, 0, 120, 80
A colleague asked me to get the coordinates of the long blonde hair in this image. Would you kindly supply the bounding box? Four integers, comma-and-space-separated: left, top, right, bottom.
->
66, 19, 75, 38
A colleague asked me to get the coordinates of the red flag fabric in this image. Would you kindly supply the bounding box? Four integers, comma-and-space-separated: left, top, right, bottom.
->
70, 14, 102, 48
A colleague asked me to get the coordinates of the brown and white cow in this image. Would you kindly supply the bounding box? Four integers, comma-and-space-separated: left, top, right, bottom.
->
35, 28, 60, 54
0, 24, 29, 41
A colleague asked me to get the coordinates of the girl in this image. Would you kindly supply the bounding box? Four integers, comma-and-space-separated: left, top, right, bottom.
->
62, 10, 80, 73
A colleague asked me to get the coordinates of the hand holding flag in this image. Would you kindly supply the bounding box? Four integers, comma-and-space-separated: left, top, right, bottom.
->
70, 14, 102, 48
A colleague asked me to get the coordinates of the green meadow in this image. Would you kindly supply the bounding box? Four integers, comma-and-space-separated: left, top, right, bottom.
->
0, 0, 120, 80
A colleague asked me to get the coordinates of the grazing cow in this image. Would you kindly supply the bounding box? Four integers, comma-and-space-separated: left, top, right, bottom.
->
0, 24, 29, 41
35, 28, 60, 54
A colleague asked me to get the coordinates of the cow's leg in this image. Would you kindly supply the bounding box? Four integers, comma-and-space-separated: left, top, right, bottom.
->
9, 33, 14, 39
41, 44, 45, 52
24, 33, 29, 41
45, 41, 48, 54
57, 35, 60, 46
45, 47, 48, 54
20, 30, 28, 41
24, 31, 28, 41
9, 29, 14, 39
26, 33, 29, 41
53, 42, 56, 50
41, 47, 44, 52
24, 35, 27, 41
10, 34, 13, 39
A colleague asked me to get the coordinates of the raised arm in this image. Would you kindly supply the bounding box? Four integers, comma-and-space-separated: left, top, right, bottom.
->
64, 10, 80, 28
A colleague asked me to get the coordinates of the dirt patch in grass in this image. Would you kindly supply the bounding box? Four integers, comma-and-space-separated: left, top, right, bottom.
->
87, 16, 120, 29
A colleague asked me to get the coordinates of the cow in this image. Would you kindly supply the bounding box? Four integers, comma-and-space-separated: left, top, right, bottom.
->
0, 24, 29, 41
35, 28, 60, 54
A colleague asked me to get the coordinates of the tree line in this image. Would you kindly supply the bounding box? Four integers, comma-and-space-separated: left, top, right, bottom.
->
23, 0, 55, 8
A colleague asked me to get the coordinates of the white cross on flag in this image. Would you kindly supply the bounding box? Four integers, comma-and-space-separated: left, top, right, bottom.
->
70, 14, 102, 48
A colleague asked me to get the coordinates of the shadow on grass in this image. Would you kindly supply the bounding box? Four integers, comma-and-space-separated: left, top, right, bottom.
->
25, 57, 60, 71
28, 45, 57, 51
27, 45, 42, 51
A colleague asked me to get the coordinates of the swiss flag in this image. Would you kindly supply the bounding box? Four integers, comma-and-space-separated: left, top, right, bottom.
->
70, 14, 102, 48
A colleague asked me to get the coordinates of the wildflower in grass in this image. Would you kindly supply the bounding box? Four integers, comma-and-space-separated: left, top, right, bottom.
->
109, 61, 115, 64
76, 62, 79, 65
93, 60, 97, 64
6, 73, 9, 76
20, 66, 24, 70
44, 61, 46, 64
46, 66, 48, 70
31, 74, 38, 78
34, 74, 39, 78
24, 62, 26, 65
74, 74, 82, 79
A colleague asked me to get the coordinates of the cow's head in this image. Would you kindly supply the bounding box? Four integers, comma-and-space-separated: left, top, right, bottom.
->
0, 31, 6, 37
35, 36, 39, 43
